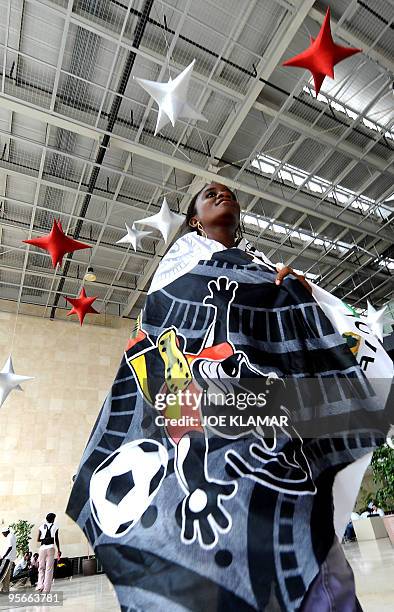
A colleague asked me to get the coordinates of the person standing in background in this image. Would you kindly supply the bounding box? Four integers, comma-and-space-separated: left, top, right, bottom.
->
36, 513, 61, 594
0, 528, 16, 594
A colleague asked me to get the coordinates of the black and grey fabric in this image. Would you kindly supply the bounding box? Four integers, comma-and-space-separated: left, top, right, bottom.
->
67, 243, 392, 611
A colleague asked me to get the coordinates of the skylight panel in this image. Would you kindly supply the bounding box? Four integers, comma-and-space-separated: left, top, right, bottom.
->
242, 213, 268, 230
272, 223, 286, 234
292, 174, 304, 186
252, 153, 390, 221
307, 181, 323, 194
302, 85, 394, 140
260, 161, 276, 174
352, 199, 370, 212
334, 190, 349, 204
240, 211, 384, 270
378, 258, 394, 270
279, 169, 293, 182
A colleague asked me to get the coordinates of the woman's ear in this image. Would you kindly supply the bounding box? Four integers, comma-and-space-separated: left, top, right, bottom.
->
189, 216, 199, 228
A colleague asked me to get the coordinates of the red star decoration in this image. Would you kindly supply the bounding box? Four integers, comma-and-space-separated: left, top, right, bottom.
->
66, 287, 99, 325
23, 219, 91, 268
282, 8, 361, 94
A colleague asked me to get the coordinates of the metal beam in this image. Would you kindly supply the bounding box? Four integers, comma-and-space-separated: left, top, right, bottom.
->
4, 0, 393, 169
0, 105, 391, 241
232, 5, 392, 197
0, 239, 145, 275
255, 100, 394, 177
0, 263, 133, 293
0, 123, 389, 244
14, 131, 48, 310
49, 0, 73, 111
112, 137, 393, 242
30, 0, 394, 106
101, 0, 259, 310
0, 279, 126, 306
212, 0, 315, 161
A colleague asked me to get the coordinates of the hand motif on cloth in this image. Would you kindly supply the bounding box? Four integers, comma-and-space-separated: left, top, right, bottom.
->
226, 436, 316, 496
180, 478, 237, 549
203, 276, 238, 308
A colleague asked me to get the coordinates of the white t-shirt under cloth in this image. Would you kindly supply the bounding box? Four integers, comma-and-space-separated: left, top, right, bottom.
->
148, 233, 275, 295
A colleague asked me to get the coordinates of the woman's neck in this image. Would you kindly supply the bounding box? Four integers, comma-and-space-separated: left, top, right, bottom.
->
204, 227, 236, 249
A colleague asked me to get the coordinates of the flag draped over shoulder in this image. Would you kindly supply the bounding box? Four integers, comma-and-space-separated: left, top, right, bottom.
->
311, 283, 393, 540
67, 234, 393, 612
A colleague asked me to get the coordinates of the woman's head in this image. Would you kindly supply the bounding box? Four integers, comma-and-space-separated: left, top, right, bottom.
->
184, 182, 241, 243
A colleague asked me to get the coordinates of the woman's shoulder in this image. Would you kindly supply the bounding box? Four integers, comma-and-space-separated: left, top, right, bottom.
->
163, 232, 217, 258
148, 233, 224, 294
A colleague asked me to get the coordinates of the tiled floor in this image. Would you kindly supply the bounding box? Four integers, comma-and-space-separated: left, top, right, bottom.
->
0, 574, 118, 612
344, 537, 394, 612
1, 539, 392, 611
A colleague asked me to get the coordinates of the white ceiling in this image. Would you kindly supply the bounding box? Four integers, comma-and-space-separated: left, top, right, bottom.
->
0, 0, 392, 320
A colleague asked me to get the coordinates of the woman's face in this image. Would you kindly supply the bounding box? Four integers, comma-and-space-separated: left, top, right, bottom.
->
192, 182, 240, 232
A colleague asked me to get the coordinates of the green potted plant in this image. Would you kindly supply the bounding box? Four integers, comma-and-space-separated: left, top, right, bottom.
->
9, 520, 34, 557
371, 443, 394, 543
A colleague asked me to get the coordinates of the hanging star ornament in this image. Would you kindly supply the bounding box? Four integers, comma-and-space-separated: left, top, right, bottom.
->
134, 60, 208, 135
116, 223, 152, 251
366, 301, 388, 342
24, 220, 91, 268
66, 287, 99, 325
282, 7, 361, 94
0, 355, 34, 408
135, 198, 184, 244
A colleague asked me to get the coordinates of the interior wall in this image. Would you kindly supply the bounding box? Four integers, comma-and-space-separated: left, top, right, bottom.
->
0, 305, 131, 558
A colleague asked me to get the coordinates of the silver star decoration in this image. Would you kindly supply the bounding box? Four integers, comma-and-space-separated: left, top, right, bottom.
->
116, 223, 152, 251
134, 60, 208, 135
135, 198, 184, 244
0, 355, 34, 408
366, 301, 388, 342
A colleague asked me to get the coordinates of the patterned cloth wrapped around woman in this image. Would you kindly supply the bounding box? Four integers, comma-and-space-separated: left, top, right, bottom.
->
67, 233, 393, 612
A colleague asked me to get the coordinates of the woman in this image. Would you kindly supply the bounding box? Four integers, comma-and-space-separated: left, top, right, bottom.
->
68, 183, 392, 611
36, 513, 61, 594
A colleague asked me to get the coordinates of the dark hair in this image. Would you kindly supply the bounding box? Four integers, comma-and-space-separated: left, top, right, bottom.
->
46, 513, 56, 523
182, 184, 243, 241
182, 189, 203, 234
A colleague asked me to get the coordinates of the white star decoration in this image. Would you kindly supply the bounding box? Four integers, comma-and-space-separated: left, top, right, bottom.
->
135, 198, 184, 244
0, 355, 34, 408
134, 60, 208, 135
366, 301, 388, 342
116, 223, 152, 251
